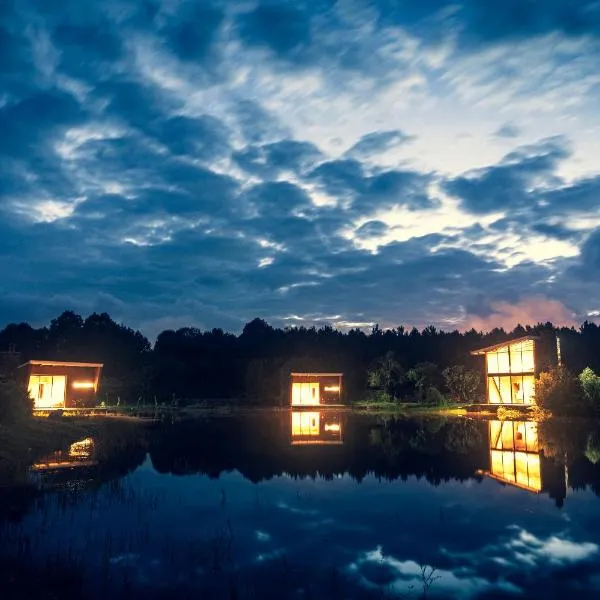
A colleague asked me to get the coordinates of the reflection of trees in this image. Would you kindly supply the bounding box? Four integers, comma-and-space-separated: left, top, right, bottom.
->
149, 414, 489, 487
147, 414, 600, 501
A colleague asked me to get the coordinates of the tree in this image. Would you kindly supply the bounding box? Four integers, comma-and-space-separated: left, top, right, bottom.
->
0, 381, 33, 424
407, 362, 444, 403
368, 351, 405, 399
442, 365, 481, 404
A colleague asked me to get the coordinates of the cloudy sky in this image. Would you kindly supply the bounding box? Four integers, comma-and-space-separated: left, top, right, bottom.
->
1, 0, 600, 337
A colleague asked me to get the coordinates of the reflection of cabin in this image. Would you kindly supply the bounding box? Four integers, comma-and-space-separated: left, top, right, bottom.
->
482, 420, 567, 506
19, 360, 103, 410
290, 410, 343, 445
289, 372, 343, 406
487, 420, 541, 492
31, 438, 97, 472
471, 336, 537, 404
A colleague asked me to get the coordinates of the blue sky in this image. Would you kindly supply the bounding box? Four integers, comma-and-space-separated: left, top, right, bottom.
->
1, 0, 599, 337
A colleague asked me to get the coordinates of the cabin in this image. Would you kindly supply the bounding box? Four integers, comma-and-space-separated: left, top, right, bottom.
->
18, 360, 103, 410
471, 336, 537, 405
290, 410, 343, 445
289, 372, 343, 406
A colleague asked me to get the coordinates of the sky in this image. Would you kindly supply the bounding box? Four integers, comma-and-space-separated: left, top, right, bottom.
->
1, 0, 600, 338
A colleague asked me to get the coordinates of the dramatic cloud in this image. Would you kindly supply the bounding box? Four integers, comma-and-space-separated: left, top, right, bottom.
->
1, 0, 599, 336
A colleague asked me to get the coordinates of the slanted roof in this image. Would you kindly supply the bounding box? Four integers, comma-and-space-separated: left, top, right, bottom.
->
18, 360, 104, 369
290, 372, 343, 377
470, 335, 538, 356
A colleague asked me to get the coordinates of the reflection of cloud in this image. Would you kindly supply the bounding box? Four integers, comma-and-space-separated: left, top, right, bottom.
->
255, 530, 271, 542
347, 546, 520, 599
508, 530, 598, 566
444, 526, 599, 574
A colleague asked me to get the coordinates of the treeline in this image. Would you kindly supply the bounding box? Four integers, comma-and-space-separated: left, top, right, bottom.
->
1, 311, 600, 405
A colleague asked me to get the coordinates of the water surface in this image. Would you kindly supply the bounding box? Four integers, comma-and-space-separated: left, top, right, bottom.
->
2, 412, 600, 599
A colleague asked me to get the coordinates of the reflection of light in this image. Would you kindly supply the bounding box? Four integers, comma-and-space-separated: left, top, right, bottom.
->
324, 423, 341, 432
292, 411, 320, 435
487, 420, 541, 492
323, 386, 340, 392
69, 438, 94, 458
72, 381, 95, 389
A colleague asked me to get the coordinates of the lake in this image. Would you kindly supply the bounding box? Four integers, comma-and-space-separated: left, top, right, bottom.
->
2, 411, 600, 599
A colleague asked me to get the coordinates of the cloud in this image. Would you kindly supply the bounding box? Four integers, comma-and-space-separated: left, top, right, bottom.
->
493, 123, 521, 139
345, 130, 414, 158
445, 137, 570, 214
0, 0, 599, 335
465, 297, 578, 331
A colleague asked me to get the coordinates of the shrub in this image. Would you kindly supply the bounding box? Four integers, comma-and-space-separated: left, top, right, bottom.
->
585, 432, 600, 465
535, 366, 583, 414
424, 386, 447, 406
0, 381, 33, 424
579, 367, 600, 409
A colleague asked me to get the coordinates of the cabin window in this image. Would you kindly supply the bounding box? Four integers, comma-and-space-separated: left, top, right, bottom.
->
28, 375, 66, 409
291, 382, 320, 406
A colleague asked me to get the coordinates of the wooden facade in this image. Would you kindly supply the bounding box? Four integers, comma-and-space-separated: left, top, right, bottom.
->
289, 372, 343, 406
18, 360, 103, 410
471, 336, 538, 405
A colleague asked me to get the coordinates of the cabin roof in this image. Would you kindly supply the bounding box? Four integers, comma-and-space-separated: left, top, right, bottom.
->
470, 335, 538, 356
18, 360, 104, 369
290, 372, 344, 377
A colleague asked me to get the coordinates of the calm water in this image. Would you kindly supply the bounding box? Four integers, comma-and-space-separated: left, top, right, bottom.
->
2, 412, 600, 599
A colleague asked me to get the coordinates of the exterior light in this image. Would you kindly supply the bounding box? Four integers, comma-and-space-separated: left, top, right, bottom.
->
324, 423, 340, 432
324, 386, 340, 392
72, 381, 95, 389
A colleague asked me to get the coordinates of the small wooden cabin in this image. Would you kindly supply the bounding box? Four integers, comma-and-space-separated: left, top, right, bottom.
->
471, 336, 537, 405
19, 360, 103, 410
289, 372, 343, 406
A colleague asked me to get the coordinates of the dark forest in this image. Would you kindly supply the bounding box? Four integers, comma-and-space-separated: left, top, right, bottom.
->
1, 311, 600, 404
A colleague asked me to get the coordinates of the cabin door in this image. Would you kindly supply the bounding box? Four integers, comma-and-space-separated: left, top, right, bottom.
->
28, 375, 66, 409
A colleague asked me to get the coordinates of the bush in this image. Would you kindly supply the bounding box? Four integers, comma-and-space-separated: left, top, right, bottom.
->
0, 381, 33, 424
424, 386, 447, 406
585, 432, 600, 465
579, 367, 600, 408
535, 366, 584, 414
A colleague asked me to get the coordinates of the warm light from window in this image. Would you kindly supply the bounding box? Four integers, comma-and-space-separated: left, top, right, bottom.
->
324, 423, 340, 432
72, 381, 95, 389
324, 386, 340, 392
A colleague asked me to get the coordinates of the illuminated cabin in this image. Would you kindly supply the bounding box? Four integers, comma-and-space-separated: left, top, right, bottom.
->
471, 336, 537, 405
290, 410, 343, 445
487, 420, 541, 492
19, 360, 103, 410
289, 372, 343, 406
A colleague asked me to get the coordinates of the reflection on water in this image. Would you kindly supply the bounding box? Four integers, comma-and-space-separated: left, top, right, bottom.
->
1, 413, 600, 599
487, 421, 542, 492
32, 437, 97, 472
290, 410, 343, 445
